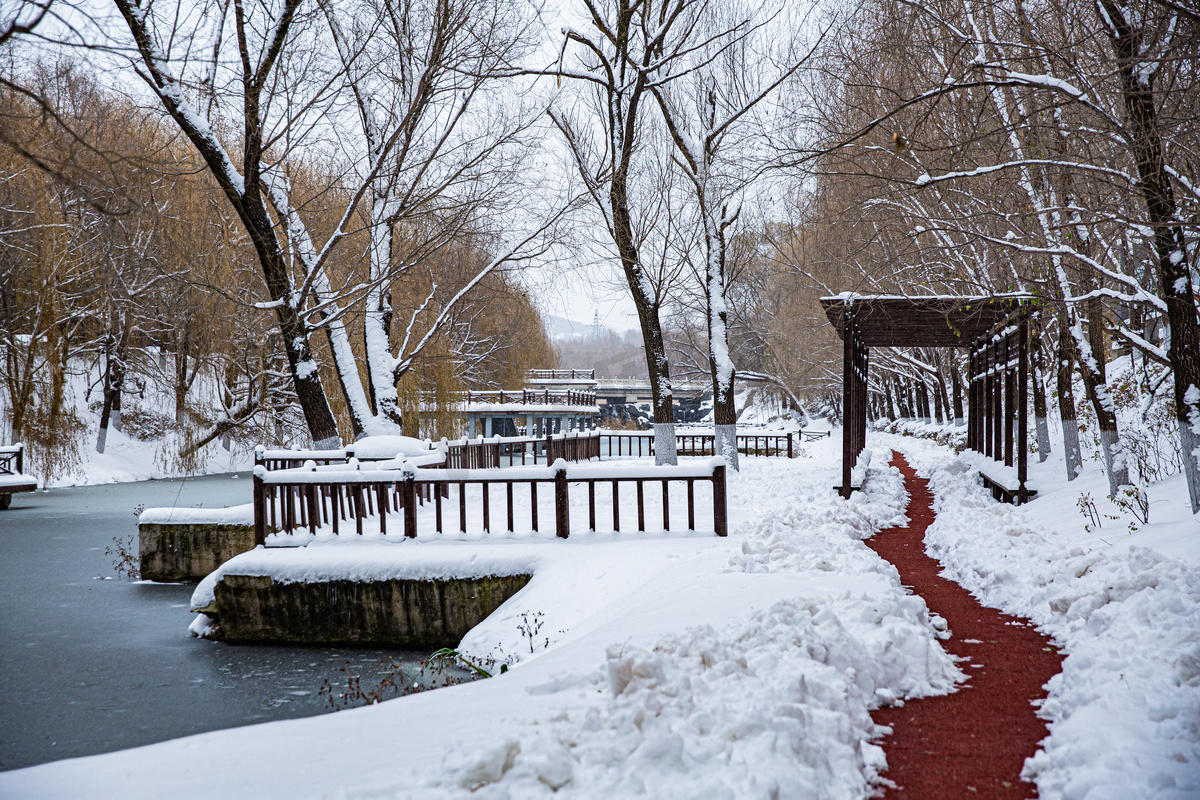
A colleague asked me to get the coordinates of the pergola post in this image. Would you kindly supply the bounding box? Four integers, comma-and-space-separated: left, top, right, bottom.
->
841, 310, 855, 499
1018, 312, 1030, 504
1005, 331, 1015, 468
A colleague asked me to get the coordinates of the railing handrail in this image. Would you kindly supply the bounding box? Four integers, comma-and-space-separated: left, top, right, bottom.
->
464, 388, 597, 406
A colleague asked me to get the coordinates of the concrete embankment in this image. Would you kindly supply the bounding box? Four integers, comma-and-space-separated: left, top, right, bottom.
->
139, 516, 256, 583
189, 543, 542, 647
195, 572, 531, 647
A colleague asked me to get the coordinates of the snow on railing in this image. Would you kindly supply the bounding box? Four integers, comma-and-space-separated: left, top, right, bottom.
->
251, 457, 728, 543
463, 388, 598, 407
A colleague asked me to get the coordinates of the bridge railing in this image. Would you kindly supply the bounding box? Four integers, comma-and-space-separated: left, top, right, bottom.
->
252, 458, 727, 543
527, 368, 596, 381
464, 388, 597, 406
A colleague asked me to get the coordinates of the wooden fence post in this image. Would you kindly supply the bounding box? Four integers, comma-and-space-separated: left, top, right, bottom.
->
787, 432, 794, 459
554, 461, 569, 538
403, 473, 418, 538
712, 464, 728, 537
253, 471, 266, 546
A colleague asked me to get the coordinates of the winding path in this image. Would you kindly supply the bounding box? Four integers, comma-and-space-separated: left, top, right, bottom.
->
865, 452, 1063, 799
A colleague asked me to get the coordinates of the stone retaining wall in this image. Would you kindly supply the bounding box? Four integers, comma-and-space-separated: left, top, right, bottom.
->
199, 573, 531, 647
139, 523, 257, 583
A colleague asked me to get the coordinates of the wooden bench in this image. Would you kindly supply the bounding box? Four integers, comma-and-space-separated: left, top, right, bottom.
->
800, 429, 832, 442
974, 457, 1037, 504
0, 444, 38, 509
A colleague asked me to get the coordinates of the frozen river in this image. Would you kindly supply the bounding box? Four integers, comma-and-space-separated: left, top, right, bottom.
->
0, 473, 427, 772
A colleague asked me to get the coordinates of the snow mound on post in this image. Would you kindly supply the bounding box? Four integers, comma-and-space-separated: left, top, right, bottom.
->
347, 435, 432, 459
892, 437, 1200, 800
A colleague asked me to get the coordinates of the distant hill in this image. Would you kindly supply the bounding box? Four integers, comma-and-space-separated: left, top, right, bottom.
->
544, 315, 591, 342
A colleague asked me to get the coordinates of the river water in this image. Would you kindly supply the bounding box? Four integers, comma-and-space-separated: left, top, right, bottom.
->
0, 473, 431, 772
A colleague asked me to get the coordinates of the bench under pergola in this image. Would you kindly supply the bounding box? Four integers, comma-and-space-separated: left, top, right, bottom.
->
820, 294, 1038, 504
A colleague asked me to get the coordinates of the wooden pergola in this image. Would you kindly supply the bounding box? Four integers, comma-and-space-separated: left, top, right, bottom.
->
820, 294, 1038, 504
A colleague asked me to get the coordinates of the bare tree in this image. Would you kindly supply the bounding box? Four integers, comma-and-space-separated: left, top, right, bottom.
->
645, 0, 819, 468
545, 0, 701, 465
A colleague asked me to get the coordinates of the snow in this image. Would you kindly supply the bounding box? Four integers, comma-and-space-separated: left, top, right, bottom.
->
138, 503, 254, 526
5, 424, 1198, 800
5, 437, 966, 799
346, 434, 433, 459
0, 473, 38, 489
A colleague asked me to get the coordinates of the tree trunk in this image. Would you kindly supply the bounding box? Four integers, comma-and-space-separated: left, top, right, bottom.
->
917, 381, 931, 423
96, 318, 131, 454
1076, 296, 1130, 496
705, 227, 738, 471
1099, 0, 1200, 511
1031, 324, 1052, 462
1056, 321, 1083, 481
174, 327, 189, 424
611, 172, 676, 466
113, 0, 341, 450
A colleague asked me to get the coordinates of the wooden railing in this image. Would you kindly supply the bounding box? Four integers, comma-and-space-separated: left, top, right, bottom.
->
0, 444, 23, 475
600, 431, 797, 458
252, 459, 727, 543
443, 431, 601, 468
254, 447, 356, 471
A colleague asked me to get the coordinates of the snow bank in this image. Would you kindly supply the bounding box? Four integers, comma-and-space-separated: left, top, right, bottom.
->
884, 434, 1200, 800
416, 447, 961, 799
433, 595, 956, 800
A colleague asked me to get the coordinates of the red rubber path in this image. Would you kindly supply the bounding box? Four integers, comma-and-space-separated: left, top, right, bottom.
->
864, 452, 1063, 799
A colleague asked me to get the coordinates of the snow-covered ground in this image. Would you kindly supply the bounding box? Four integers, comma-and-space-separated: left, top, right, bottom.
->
3, 430, 1198, 799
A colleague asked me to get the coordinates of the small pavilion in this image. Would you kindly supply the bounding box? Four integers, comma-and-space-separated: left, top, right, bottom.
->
820, 294, 1038, 504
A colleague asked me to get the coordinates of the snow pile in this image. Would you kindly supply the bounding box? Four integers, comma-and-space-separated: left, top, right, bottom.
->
730, 446, 909, 574
891, 436, 1200, 800
434, 595, 958, 800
